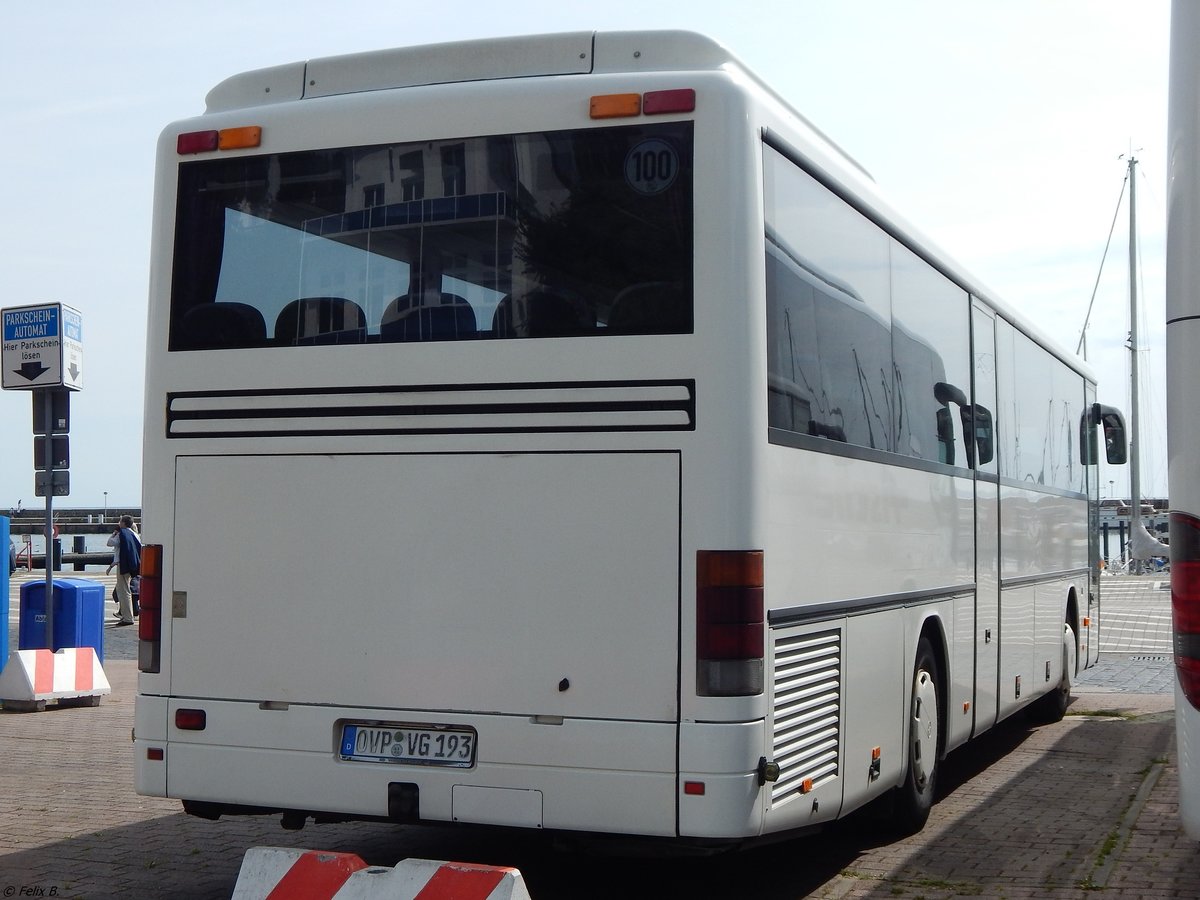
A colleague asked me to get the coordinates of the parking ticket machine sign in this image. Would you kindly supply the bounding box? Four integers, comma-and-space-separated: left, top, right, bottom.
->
1, 303, 83, 391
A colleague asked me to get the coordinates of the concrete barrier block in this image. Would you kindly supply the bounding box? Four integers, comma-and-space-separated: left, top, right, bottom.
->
232, 847, 532, 900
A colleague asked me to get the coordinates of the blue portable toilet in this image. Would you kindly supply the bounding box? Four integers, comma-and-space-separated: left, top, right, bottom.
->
1, 516, 9, 669
19, 578, 106, 665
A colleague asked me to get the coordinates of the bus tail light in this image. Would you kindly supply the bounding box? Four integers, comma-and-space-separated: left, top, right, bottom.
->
175, 708, 207, 731
177, 125, 262, 155
177, 130, 218, 155
1173, 513, 1200, 708
138, 544, 164, 674
589, 89, 695, 120
643, 89, 696, 115
697, 550, 764, 697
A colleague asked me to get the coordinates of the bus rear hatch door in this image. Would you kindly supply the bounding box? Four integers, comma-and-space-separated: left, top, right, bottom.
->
169, 452, 681, 722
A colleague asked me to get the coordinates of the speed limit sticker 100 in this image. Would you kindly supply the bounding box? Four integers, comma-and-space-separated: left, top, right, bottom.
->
625, 139, 679, 195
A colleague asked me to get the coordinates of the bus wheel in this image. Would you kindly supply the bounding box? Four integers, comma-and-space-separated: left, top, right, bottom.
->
1029, 621, 1076, 724
893, 635, 941, 834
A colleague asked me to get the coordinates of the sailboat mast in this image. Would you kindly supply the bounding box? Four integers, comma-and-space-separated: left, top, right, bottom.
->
1128, 154, 1142, 527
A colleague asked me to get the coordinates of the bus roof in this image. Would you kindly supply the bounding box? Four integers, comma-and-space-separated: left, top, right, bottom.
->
200, 29, 1094, 384
204, 30, 867, 175
206, 31, 740, 109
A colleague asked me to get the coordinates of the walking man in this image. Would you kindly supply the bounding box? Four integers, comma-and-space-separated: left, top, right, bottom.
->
113, 514, 141, 626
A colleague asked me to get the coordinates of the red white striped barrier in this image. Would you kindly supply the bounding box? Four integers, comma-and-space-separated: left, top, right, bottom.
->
0, 647, 110, 710
231, 848, 532, 900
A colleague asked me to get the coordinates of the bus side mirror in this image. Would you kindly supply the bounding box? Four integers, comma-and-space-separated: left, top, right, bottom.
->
935, 380, 993, 470
971, 405, 994, 467
936, 407, 956, 466
953, 402, 993, 469
934, 381, 969, 408
1098, 404, 1128, 464
1082, 403, 1127, 465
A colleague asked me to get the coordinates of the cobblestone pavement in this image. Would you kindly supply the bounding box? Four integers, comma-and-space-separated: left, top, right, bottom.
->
1, 571, 1195, 899
1076, 574, 1175, 695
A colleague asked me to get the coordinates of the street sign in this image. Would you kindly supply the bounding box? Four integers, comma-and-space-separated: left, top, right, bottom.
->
34, 470, 70, 497
1, 303, 84, 391
33, 435, 70, 471
32, 388, 70, 432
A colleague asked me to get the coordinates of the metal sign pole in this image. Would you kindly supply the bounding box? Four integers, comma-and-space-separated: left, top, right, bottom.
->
41, 389, 54, 646
3, 304, 83, 663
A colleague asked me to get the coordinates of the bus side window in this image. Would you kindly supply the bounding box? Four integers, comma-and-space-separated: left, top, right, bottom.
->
937, 380, 994, 469
930, 383, 993, 469
933, 382, 968, 466
969, 405, 994, 467
936, 407, 956, 465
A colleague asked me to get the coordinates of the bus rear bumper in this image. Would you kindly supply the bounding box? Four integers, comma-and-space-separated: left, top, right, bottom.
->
137, 697, 685, 837
677, 720, 766, 838
133, 693, 169, 798
164, 741, 678, 835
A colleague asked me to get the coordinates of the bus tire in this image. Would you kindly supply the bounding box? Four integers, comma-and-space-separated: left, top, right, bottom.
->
1028, 621, 1076, 724
892, 635, 941, 834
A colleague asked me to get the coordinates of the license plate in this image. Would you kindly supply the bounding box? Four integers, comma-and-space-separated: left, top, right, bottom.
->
339, 722, 476, 767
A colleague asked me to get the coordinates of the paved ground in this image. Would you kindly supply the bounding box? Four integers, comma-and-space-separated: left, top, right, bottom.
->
1077, 574, 1175, 695
0, 572, 1194, 898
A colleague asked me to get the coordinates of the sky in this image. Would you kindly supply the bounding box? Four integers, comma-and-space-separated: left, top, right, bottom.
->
0, 0, 1172, 508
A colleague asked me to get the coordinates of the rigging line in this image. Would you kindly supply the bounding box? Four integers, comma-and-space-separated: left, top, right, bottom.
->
1076, 172, 1129, 357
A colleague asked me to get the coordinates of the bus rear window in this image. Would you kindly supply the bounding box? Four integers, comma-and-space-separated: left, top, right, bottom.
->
169, 122, 694, 350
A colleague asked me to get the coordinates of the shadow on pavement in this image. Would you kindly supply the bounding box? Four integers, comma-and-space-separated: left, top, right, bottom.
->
0, 654, 1190, 900
0, 708, 1075, 899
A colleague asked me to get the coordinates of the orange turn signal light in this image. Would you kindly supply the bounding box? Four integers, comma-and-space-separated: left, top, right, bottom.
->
219, 126, 262, 150
589, 93, 641, 119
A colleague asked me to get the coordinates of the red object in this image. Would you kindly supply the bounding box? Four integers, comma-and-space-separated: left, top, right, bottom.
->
1173, 512, 1200, 707
643, 89, 696, 115
265, 850, 370, 900
177, 130, 219, 155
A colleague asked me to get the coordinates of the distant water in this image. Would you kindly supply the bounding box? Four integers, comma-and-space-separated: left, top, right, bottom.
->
13, 534, 116, 552
10, 533, 122, 571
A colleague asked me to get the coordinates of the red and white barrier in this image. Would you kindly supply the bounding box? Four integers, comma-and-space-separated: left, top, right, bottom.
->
0, 647, 110, 710
231, 848, 532, 900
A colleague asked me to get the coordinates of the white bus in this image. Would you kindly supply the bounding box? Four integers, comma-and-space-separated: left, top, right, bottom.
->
1167, 0, 1200, 839
134, 31, 1127, 846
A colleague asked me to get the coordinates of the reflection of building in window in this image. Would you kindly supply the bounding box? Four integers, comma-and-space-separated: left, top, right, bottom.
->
763, 146, 975, 466
169, 123, 694, 351
398, 151, 424, 201
441, 144, 466, 196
